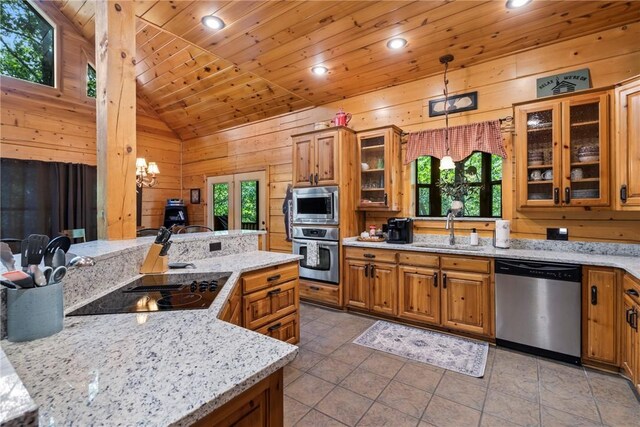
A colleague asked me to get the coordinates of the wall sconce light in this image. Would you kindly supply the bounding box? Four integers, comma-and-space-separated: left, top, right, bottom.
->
136, 158, 159, 188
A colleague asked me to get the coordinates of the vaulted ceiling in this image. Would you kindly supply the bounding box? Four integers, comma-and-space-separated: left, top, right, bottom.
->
53, 1, 640, 140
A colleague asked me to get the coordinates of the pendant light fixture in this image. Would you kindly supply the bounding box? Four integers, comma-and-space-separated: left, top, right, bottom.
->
439, 54, 456, 170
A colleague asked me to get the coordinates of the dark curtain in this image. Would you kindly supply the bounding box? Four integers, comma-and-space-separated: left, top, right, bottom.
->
0, 159, 97, 241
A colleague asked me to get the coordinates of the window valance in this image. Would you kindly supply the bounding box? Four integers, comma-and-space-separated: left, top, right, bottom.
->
405, 119, 507, 164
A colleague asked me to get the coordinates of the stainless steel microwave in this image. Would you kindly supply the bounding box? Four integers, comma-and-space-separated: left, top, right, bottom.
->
292, 186, 339, 225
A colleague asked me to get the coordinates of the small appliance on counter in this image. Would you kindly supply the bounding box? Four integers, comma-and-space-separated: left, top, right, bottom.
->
386, 218, 414, 244
164, 199, 188, 229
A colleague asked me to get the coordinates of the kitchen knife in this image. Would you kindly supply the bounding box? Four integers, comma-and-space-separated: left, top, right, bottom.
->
161, 227, 172, 244
154, 228, 165, 244
159, 241, 172, 256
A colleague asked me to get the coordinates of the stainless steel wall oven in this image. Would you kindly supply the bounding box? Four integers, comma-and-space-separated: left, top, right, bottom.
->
292, 226, 339, 284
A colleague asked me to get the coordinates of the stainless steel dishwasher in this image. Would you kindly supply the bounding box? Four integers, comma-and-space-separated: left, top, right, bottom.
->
495, 259, 582, 365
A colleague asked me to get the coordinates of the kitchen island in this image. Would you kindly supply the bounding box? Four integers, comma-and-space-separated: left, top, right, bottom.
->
1, 232, 302, 426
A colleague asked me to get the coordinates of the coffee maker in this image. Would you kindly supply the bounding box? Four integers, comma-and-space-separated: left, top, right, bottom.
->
386, 218, 414, 244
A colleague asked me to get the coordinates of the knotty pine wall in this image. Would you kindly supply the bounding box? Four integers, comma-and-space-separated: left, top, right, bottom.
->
0, 1, 181, 229
183, 23, 640, 249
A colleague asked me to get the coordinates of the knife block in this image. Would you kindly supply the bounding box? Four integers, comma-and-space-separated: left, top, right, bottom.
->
140, 243, 168, 274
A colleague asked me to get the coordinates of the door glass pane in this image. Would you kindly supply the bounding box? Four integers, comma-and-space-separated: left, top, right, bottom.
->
299, 247, 331, 271
360, 135, 386, 205
569, 102, 600, 200
212, 183, 229, 230
526, 110, 554, 201
240, 180, 259, 230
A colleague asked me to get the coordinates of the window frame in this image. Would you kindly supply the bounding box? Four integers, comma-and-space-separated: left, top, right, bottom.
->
415, 152, 503, 218
0, 0, 60, 90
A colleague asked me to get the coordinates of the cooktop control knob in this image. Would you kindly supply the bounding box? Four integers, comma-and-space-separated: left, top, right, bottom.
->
190, 281, 197, 292
209, 280, 218, 292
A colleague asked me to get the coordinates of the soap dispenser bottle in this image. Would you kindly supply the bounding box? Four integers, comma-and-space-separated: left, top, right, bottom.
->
470, 228, 479, 246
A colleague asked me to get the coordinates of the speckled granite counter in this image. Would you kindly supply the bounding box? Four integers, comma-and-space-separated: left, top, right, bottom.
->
343, 236, 640, 278
1, 250, 302, 426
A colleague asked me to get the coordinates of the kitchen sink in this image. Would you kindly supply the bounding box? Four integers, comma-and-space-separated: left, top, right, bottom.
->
409, 243, 483, 251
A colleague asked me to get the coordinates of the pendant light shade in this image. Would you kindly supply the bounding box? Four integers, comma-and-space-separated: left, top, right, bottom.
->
440, 155, 456, 170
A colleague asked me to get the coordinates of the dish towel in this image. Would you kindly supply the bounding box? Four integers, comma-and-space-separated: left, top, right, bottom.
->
306, 241, 319, 267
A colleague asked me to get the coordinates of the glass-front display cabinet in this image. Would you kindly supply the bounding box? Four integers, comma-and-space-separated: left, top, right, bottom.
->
356, 126, 403, 211
515, 90, 609, 209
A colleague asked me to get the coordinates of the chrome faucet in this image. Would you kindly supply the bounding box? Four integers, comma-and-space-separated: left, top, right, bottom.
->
445, 210, 456, 246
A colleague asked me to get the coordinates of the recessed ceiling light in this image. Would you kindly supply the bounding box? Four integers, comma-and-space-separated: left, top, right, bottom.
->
201, 15, 225, 30
505, 0, 532, 9
311, 66, 328, 76
386, 38, 407, 50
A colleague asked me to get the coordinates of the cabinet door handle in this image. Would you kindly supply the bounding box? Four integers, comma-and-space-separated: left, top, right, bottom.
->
621, 185, 628, 203
267, 274, 281, 282
553, 188, 560, 205
625, 289, 639, 297
591, 285, 598, 305
268, 322, 282, 332
384, 193, 388, 206
267, 288, 282, 296
309, 174, 313, 185
564, 187, 571, 204
310, 286, 321, 291
632, 309, 638, 331
370, 265, 375, 278
627, 308, 634, 325
364, 264, 369, 278
442, 273, 447, 289
363, 253, 376, 259
433, 272, 438, 287
314, 173, 318, 185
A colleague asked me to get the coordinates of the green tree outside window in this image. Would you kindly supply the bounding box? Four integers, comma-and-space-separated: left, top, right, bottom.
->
87, 64, 96, 98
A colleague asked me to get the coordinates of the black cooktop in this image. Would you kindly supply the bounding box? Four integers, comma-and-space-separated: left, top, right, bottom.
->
67, 272, 232, 316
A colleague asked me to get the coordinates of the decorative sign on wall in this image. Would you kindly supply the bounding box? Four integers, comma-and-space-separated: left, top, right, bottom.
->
429, 91, 478, 117
536, 68, 591, 98
190, 188, 200, 204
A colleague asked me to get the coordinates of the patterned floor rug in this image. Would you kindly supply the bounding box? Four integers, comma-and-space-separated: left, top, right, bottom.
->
353, 320, 489, 377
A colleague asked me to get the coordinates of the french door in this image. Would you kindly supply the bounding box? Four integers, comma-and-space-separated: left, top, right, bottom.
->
207, 171, 266, 234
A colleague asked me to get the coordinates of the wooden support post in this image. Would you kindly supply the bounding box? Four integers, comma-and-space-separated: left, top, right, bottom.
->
95, 0, 137, 240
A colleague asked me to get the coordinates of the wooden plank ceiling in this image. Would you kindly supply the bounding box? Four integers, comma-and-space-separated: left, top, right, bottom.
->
53, 1, 640, 140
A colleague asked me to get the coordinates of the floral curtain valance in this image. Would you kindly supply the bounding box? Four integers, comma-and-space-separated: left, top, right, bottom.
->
405, 119, 507, 164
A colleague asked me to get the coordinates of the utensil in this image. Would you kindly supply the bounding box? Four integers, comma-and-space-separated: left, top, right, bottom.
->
27, 234, 49, 266
168, 262, 196, 269
33, 266, 47, 287
159, 241, 172, 256
52, 248, 66, 269
2, 270, 34, 288
0, 242, 16, 271
43, 266, 67, 285
21, 239, 29, 272
67, 255, 96, 268
44, 236, 71, 267
0, 277, 17, 289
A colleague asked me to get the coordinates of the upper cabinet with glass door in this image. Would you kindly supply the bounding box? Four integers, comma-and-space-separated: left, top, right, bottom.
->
515, 90, 610, 209
357, 126, 403, 211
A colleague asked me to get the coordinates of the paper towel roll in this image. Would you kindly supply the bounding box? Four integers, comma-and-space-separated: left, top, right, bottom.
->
495, 220, 511, 248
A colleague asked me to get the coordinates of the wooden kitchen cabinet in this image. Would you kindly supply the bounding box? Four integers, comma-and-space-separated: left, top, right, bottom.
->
356, 126, 403, 211
291, 127, 354, 187
614, 76, 640, 209
582, 267, 619, 367
398, 266, 440, 325
621, 274, 640, 393
515, 90, 610, 209
220, 283, 243, 326
440, 270, 492, 336
243, 279, 298, 330
370, 262, 398, 316
346, 259, 369, 310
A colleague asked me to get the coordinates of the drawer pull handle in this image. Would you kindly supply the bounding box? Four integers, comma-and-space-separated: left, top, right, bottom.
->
626, 289, 639, 297
268, 288, 282, 296
267, 274, 281, 282
363, 253, 375, 258
591, 285, 598, 305
268, 323, 282, 332
310, 286, 321, 291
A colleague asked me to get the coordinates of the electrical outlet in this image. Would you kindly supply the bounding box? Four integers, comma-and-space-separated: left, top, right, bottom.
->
547, 228, 569, 241
209, 242, 221, 251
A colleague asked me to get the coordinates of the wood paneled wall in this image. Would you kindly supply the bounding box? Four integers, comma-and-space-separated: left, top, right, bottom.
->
0, 1, 181, 229
183, 23, 640, 246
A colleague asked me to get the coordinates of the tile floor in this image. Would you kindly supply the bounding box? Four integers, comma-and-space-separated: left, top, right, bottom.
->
284, 303, 640, 427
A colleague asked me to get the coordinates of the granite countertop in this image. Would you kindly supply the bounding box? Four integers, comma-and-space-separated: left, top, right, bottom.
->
1, 251, 301, 427
342, 238, 640, 278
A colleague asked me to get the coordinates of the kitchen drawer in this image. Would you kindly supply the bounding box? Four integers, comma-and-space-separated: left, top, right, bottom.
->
242, 262, 298, 294
398, 252, 439, 268
623, 273, 640, 304
255, 312, 299, 344
345, 247, 397, 263
243, 279, 298, 330
441, 256, 491, 274
300, 280, 340, 306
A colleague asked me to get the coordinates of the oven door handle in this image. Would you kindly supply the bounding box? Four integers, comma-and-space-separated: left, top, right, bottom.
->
293, 239, 339, 246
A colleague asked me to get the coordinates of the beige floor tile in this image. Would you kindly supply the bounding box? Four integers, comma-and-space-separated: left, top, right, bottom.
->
493, 349, 538, 377
421, 395, 482, 427
484, 389, 540, 427
377, 380, 432, 418
480, 413, 522, 427
285, 373, 335, 407
316, 386, 373, 427
394, 362, 444, 393
359, 352, 405, 378
539, 363, 592, 397
298, 331, 318, 346
284, 365, 304, 386
315, 310, 354, 326
340, 367, 392, 400
357, 402, 420, 427
303, 335, 348, 355
489, 367, 539, 403
299, 304, 327, 321
289, 347, 325, 372
301, 320, 334, 337
295, 409, 348, 427
595, 398, 640, 427
330, 343, 373, 367
308, 357, 355, 384
444, 360, 493, 388
539, 381, 600, 422
284, 396, 311, 427
436, 374, 487, 410
587, 370, 639, 408
540, 405, 603, 427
